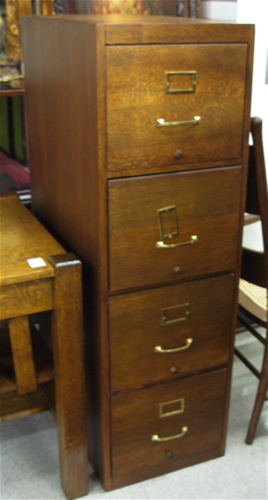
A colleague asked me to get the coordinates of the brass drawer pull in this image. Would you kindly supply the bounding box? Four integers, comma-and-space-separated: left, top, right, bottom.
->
157, 116, 201, 127
154, 338, 193, 354
156, 235, 198, 249
151, 426, 188, 442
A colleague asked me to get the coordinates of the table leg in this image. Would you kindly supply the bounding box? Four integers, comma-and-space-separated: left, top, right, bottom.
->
48, 253, 89, 499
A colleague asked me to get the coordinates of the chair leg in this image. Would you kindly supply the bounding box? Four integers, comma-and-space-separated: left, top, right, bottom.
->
49, 253, 89, 499
245, 343, 268, 444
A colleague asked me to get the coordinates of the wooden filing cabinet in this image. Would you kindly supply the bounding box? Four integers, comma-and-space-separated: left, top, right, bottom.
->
22, 15, 254, 491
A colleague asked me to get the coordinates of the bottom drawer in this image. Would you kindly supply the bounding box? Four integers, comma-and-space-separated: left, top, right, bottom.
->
111, 369, 227, 479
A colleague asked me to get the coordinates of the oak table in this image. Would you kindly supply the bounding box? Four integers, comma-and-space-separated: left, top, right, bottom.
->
0, 192, 89, 499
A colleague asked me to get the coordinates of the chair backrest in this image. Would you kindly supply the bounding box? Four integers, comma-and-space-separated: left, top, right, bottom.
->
241, 117, 268, 290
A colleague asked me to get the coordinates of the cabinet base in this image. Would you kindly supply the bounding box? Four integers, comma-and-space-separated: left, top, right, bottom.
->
108, 446, 224, 491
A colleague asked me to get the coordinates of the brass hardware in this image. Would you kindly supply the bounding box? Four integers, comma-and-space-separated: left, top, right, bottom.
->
156, 207, 198, 249
151, 426, 188, 442
159, 397, 185, 418
157, 116, 201, 127
162, 303, 190, 325
156, 235, 198, 249
157, 206, 178, 240
165, 71, 197, 94
154, 338, 193, 354
170, 366, 178, 375
173, 267, 181, 275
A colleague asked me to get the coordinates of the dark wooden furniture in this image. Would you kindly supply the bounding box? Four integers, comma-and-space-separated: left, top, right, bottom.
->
0, 88, 27, 165
0, 193, 89, 499
22, 15, 254, 490
235, 117, 268, 444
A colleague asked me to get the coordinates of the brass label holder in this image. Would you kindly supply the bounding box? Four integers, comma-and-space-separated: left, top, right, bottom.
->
157, 205, 178, 240
162, 303, 190, 325
159, 397, 185, 419
165, 71, 197, 94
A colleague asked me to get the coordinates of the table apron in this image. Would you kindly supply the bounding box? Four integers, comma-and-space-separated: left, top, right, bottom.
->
0, 278, 53, 320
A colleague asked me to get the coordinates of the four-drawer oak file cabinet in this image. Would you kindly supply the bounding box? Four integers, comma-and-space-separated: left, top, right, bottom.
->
22, 15, 254, 491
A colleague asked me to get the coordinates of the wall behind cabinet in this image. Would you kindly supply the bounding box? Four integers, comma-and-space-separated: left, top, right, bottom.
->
202, 0, 267, 175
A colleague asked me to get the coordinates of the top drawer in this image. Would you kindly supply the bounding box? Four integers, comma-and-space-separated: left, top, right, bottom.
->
106, 44, 247, 173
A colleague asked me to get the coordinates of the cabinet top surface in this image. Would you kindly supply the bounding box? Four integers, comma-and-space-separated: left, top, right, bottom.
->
26, 14, 248, 26
23, 14, 254, 44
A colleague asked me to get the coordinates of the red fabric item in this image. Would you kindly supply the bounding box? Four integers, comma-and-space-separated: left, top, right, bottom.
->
0, 151, 30, 189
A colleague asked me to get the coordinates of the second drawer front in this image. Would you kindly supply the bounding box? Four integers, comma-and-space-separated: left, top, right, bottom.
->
110, 274, 234, 392
111, 369, 227, 478
108, 166, 242, 291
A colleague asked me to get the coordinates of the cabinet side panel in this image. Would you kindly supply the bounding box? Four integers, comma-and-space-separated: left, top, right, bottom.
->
22, 18, 100, 262
22, 17, 111, 489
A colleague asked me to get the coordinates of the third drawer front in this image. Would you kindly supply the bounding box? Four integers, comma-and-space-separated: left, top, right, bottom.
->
111, 368, 227, 478
108, 166, 242, 291
110, 274, 234, 392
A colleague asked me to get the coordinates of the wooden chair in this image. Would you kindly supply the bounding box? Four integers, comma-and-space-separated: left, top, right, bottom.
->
235, 117, 268, 444
0, 192, 89, 499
